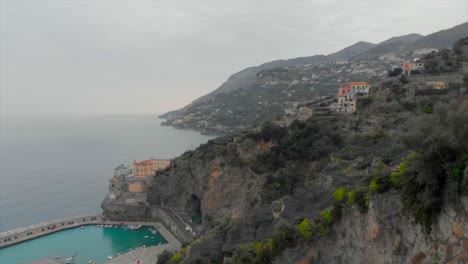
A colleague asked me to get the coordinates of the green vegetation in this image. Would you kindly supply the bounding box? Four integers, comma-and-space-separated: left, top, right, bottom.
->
423, 105, 433, 114
333, 187, 347, 202
298, 218, 312, 239
231, 223, 299, 264
369, 180, 379, 192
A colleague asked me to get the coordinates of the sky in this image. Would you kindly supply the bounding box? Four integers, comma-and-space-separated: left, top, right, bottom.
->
1, 0, 467, 117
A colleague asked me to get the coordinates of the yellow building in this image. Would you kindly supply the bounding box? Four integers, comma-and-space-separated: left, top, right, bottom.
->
133, 157, 171, 181
426, 82, 446, 89
349, 82, 372, 94
128, 182, 146, 193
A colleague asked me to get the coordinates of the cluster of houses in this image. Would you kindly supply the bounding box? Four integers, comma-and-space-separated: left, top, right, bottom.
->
107, 157, 171, 204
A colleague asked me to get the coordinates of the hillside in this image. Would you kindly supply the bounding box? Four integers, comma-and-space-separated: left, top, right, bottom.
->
160, 59, 391, 134
403, 21, 468, 52
160, 23, 467, 133
160, 42, 376, 120
103, 41, 468, 264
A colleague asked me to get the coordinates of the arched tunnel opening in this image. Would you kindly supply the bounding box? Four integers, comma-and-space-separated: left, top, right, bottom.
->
185, 194, 202, 224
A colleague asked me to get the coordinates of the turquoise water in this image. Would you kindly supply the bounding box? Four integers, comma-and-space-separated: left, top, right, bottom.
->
0, 225, 166, 264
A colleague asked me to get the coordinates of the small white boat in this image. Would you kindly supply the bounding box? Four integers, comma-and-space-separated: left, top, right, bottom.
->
144, 236, 149, 238
65, 257, 73, 261
55, 256, 61, 259
81, 226, 84, 229
109, 225, 113, 228
107, 255, 114, 260
88, 261, 96, 264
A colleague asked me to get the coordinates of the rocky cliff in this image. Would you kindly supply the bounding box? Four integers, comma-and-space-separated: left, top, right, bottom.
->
281, 192, 467, 264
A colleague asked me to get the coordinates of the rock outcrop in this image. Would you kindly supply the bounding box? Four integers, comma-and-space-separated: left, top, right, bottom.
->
285, 192, 467, 264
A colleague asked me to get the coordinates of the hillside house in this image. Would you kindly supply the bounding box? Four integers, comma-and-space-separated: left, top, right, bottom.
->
349, 82, 371, 95
426, 82, 446, 89
403, 62, 424, 75
331, 82, 370, 113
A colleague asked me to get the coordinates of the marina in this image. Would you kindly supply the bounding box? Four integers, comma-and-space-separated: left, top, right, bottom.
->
0, 222, 180, 264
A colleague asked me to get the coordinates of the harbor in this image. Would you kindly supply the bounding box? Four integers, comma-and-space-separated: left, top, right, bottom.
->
0, 220, 181, 264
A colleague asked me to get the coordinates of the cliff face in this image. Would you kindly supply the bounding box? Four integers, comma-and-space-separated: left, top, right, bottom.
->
147, 146, 264, 223
286, 192, 467, 264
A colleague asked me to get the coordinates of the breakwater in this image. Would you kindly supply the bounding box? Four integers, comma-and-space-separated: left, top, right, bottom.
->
0, 213, 103, 248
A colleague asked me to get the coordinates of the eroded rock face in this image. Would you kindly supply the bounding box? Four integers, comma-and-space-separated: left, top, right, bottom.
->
147, 149, 264, 225
293, 192, 467, 264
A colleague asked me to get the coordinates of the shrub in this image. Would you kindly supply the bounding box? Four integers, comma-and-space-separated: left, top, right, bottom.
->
369, 180, 379, 192
333, 187, 347, 202
298, 218, 312, 239
390, 172, 401, 187
170, 253, 182, 262
271, 223, 300, 252
157, 250, 175, 264
185, 256, 211, 264
423, 105, 433, 114
388, 67, 403, 77
319, 208, 333, 223
231, 243, 257, 264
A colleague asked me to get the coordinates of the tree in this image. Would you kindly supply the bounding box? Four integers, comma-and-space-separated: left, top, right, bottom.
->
157, 250, 174, 264
388, 67, 402, 77
114, 164, 132, 179
463, 72, 468, 88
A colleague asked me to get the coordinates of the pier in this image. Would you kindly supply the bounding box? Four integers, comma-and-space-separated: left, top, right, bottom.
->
0, 213, 103, 248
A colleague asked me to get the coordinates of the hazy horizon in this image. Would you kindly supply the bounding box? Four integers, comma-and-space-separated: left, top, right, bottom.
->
2, 0, 467, 117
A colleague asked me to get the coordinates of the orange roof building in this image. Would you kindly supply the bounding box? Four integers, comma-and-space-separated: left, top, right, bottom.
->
133, 157, 171, 181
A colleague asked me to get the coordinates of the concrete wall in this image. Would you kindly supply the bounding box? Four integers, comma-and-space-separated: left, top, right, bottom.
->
0, 213, 102, 248
149, 206, 193, 244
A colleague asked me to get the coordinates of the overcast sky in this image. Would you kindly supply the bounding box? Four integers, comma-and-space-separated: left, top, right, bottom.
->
1, 0, 467, 117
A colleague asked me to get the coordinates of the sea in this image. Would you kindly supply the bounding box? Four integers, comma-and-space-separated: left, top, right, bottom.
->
0, 115, 215, 232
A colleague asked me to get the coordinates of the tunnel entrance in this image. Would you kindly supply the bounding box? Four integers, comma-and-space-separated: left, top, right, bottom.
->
185, 194, 202, 223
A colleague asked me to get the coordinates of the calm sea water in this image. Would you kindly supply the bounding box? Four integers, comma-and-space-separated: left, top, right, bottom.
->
0, 115, 214, 232
0, 225, 167, 264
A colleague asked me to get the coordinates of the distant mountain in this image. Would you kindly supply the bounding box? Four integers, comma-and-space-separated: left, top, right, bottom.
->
352, 33, 423, 60
403, 21, 468, 52
326, 41, 376, 61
